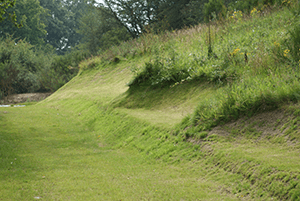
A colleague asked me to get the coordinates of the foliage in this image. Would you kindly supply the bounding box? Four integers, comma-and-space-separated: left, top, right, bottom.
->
78, 4, 131, 54
112, 2, 298, 135
103, 0, 160, 38
0, 0, 47, 46
0, 36, 47, 96
154, 0, 191, 31
181, 0, 209, 26
39, 49, 89, 92
204, 0, 227, 21
228, 0, 283, 12
0, 0, 21, 27
39, 0, 95, 54
273, 4, 300, 69
128, 49, 191, 87
0, 36, 86, 97
128, 29, 241, 88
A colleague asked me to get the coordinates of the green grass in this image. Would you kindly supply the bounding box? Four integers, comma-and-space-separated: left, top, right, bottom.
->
0, 104, 243, 200
2, 100, 300, 200
2, 3, 300, 201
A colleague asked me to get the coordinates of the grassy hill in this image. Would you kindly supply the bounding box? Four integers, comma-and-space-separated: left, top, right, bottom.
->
1, 4, 300, 200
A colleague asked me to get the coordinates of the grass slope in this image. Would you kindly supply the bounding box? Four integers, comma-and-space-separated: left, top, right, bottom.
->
0, 72, 240, 200
1, 5, 300, 201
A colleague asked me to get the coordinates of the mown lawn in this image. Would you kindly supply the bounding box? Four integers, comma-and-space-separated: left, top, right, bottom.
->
0, 105, 240, 200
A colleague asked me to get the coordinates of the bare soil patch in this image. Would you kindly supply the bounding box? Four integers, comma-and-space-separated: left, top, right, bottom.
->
1, 93, 52, 104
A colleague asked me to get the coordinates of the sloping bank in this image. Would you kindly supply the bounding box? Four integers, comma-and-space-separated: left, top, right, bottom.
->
39, 57, 300, 200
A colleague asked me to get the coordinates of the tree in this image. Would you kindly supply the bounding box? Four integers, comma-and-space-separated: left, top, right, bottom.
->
103, 0, 200, 35
154, 0, 191, 30
78, 4, 131, 54
181, 0, 209, 26
39, 0, 71, 54
0, 0, 47, 46
0, 36, 48, 96
0, 0, 22, 27
39, 0, 95, 54
104, 0, 161, 38
204, 0, 227, 22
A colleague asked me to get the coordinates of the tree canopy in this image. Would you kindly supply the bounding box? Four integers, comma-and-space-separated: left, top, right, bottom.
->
39, 0, 94, 54
0, 0, 46, 46
78, 4, 131, 54
0, 0, 22, 27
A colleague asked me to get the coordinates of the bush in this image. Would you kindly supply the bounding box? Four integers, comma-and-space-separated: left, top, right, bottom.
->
128, 45, 238, 88
128, 50, 191, 87
228, 0, 283, 13
204, 0, 227, 21
41, 50, 89, 92
0, 36, 89, 98
0, 36, 46, 96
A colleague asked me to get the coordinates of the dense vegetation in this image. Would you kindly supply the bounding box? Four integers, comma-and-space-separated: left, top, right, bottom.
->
77, 2, 300, 198
0, 0, 291, 99
98, 0, 300, 136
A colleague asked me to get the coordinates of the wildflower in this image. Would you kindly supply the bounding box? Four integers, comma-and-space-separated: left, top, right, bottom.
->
231, 48, 241, 56
284, 49, 290, 57
231, 10, 242, 19
250, 8, 260, 16
274, 41, 280, 47
282, 0, 291, 6
251, 8, 257, 15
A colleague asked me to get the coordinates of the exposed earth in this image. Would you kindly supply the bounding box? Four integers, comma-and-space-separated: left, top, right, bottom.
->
1, 93, 52, 104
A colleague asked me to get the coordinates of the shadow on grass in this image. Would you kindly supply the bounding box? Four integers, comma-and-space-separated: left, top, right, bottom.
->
113, 79, 214, 110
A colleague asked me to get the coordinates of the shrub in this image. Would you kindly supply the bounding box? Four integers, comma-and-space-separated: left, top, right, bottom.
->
204, 0, 227, 21
0, 36, 44, 96
42, 50, 89, 92
0, 36, 89, 97
128, 50, 191, 87
228, 0, 283, 13
128, 44, 238, 88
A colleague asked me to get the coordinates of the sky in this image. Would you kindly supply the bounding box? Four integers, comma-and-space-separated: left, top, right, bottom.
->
95, 0, 104, 4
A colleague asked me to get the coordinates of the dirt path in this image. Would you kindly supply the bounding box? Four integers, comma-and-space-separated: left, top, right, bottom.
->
1, 93, 52, 104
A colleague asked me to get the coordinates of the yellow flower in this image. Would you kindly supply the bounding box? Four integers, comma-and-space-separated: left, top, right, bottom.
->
231, 48, 241, 56
251, 8, 256, 14
251, 8, 260, 16
284, 49, 290, 57
274, 41, 280, 47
